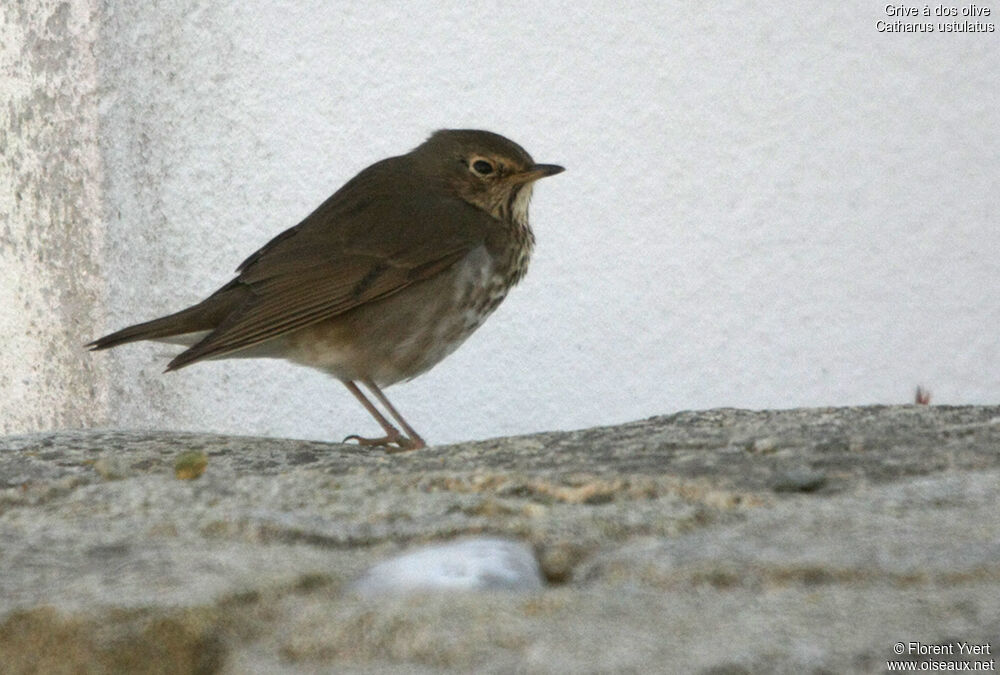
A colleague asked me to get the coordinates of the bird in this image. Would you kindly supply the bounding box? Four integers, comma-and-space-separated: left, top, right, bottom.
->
88, 129, 564, 451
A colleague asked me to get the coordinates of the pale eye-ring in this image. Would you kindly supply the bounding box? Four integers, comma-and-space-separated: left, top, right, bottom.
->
471, 159, 494, 176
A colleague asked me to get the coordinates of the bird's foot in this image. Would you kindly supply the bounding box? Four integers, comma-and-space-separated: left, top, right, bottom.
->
343, 432, 425, 452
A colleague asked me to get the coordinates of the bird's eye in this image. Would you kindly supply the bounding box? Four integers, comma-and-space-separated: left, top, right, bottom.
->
471, 159, 494, 176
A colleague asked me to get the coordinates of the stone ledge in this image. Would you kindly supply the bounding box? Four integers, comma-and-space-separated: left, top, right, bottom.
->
2, 405, 999, 673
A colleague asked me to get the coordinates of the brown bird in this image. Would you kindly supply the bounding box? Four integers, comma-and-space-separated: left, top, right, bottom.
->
88, 129, 563, 450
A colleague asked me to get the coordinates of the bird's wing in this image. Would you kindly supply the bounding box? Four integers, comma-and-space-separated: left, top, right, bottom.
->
166, 160, 495, 370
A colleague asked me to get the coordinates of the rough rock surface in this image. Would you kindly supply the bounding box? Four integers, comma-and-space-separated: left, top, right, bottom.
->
2, 405, 999, 674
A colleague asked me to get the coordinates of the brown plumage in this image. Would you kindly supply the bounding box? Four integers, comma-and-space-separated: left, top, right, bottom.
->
88, 129, 563, 450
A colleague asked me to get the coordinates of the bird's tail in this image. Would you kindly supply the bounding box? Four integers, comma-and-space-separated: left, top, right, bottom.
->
86, 286, 245, 353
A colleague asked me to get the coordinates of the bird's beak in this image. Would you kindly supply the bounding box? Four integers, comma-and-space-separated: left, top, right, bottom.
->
516, 163, 565, 183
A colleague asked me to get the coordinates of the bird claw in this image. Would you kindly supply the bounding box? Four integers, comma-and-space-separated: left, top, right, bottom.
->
343, 433, 423, 452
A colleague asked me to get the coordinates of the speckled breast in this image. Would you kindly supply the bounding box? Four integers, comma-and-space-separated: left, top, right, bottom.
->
281, 238, 531, 387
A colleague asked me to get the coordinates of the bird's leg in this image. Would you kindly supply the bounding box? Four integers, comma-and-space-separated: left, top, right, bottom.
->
341, 381, 419, 450
361, 379, 427, 450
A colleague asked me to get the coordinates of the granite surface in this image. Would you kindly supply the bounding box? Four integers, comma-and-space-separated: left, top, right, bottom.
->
2, 405, 999, 673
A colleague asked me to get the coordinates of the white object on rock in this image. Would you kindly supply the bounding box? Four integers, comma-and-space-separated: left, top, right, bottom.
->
352, 537, 544, 596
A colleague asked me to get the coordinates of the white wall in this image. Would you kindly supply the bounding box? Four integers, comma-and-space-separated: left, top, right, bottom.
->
9, 1, 999, 444
1, 0, 107, 435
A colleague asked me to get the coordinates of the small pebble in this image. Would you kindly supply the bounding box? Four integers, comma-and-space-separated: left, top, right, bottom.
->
352, 537, 544, 596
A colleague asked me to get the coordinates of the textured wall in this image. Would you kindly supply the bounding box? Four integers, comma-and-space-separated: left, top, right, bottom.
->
1, 1, 106, 434
5, 2, 999, 443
